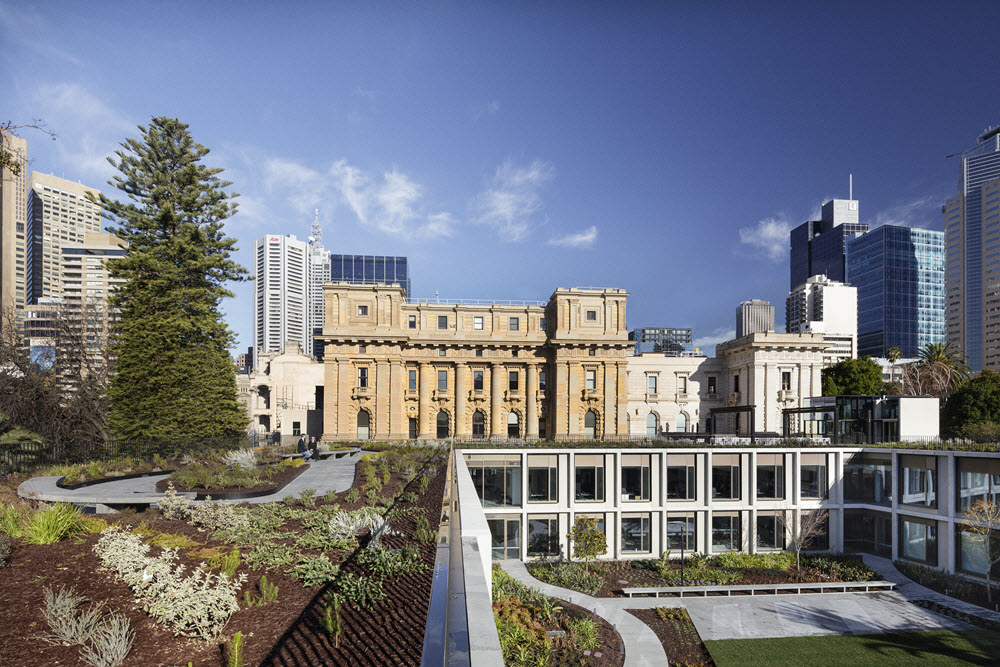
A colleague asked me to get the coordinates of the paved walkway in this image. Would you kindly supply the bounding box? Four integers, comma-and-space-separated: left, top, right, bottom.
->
17, 451, 362, 507
499, 560, 668, 666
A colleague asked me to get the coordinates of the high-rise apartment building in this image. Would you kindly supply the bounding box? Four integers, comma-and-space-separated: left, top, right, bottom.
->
254, 234, 312, 360
629, 327, 693, 355
330, 254, 410, 296
789, 199, 868, 290
945, 125, 1000, 372
785, 275, 858, 366
736, 299, 774, 338
0, 130, 28, 311
847, 225, 945, 359
25, 173, 102, 304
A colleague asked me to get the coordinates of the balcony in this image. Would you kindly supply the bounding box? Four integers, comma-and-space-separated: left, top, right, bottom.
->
433, 389, 452, 401
352, 385, 371, 399
779, 389, 797, 402
728, 392, 741, 406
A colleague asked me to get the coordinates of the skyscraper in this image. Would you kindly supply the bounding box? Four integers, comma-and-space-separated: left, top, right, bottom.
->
736, 299, 774, 338
945, 125, 1000, 372
628, 327, 693, 355
330, 254, 410, 296
847, 225, 945, 359
0, 130, 28, 311
254, 234, 312, 360
789, 199, 868, 290
25, 172, 102, 304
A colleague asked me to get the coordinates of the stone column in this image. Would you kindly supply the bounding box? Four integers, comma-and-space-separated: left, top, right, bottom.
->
376, 360, 389, 437
616, 362, 628, 435
337, 358, 350, 437
526, 362, 538, 438
389, 360, 403, 439
419, 362, 432, 439
322, 357, 339, 441
491, 361, 504, 437
603, 360, 615, 437
455, 362, 467, 437
555, 360, 568, 438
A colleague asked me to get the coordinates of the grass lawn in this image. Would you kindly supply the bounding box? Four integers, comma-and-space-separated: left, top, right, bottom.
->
707, 630, 1000, 666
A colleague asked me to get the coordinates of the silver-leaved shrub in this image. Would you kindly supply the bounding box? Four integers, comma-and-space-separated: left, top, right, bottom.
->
222, 448, 257, 472
93, 526, 246, 640
190, 497, 249, 532
157, 483, 191, 520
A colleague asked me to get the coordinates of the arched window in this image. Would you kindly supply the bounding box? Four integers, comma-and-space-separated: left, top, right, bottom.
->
676, 412, 688, 433
584, 410, 597, 439
507, 412, 520, 438
646, 412, 659, 437
436, 410, 450, 439
357, 410, 370, 439
472, 410, 486, 438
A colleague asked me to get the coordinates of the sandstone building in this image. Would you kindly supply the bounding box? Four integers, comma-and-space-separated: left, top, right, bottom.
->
317, 283, 631, 441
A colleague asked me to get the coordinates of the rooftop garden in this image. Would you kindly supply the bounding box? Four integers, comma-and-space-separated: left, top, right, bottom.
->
0, 444, 447, 666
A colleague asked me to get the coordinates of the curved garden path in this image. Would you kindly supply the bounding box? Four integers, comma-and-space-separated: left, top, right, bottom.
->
17, 451, 362, 506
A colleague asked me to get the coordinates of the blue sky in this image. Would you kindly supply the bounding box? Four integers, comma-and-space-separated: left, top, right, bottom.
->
4, 1, 1000, 354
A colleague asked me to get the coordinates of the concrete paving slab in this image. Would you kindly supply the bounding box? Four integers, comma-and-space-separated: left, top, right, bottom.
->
685, 591, 972, 641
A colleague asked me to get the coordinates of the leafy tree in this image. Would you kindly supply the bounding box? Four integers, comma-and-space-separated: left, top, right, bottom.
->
567, 516, 607, 571
886, 347, 901, 389
821, 357, 885, 396
901, 342, 972, 401
941, 370, 1000, 437
961, 499, 1000, 604
95, 117, 249, 441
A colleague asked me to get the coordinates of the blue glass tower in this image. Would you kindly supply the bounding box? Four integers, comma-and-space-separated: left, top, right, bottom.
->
329, 254, 411, 297
846, 225, 945, 358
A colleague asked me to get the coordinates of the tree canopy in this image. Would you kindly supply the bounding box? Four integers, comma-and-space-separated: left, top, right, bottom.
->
97, 117, 249, 441
941, 370, 1000, 437
821, 357, 885, 396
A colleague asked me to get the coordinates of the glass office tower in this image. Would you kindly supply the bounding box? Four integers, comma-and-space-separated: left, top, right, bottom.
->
329, 254, 411, 297
945, 125, 1000, 372
790, 199, 868, 290
846, 225, 945, 358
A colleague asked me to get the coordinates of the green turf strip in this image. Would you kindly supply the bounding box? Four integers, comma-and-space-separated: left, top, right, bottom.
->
706, 630, 1000, 666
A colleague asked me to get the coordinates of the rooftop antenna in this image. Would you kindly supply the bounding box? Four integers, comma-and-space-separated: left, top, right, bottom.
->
849, 174, 853, 201
310, 209, 322, 247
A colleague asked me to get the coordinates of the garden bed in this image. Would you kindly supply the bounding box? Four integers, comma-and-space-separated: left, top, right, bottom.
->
527, 553, 878, 598
154, 460, 309, 498
57, 467, 178, 489
0, 445, 447, 666
895, 559, 1000, 614
629, 607, 714, 666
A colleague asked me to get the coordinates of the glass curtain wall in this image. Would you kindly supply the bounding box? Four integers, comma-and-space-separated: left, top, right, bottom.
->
466, 455, 522, 508
667, 513, 696, 550
575, 454, 605, 502
756, 454, 784, 500
527, 454, 558, 502
899, 455, 937, 508
667, 454, 696, 500
844, 509, 892, 556
899, 516, 937, 565
800, 453, 828, 499
488, 516, 520, 560
621, 454, 651, 501
957, 457, 1000, 509
844, 452, 893, 505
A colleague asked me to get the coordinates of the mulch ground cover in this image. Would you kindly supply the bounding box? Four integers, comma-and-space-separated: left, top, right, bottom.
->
154, 461, 308, 496
628, 608, 715, 667
550, 601, 624, 667
0, 457, 446, 666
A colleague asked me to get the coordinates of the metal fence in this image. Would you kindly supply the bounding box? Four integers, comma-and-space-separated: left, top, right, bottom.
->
0, 436, 253, 475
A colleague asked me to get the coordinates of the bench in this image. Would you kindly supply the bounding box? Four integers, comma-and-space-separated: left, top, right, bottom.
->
622, 580, 896, 598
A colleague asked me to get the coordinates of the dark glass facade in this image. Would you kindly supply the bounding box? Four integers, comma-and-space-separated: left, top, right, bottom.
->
790, 214, 869, 289
846, 225, 945, 358
329, 254, 410, 296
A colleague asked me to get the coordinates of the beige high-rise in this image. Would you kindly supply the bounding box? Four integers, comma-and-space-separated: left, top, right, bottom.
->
0, 130, 28, 312
25, 172, 102, 304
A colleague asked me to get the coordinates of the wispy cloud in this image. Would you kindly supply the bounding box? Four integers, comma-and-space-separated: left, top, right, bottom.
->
257, 156, 454, 240
737, 215, 792, 262
29, 82, 135, 187
473, 158, 554, 242
548, 225, 597, 248
693, 326, 736, 353
471, 100, 501, 119
871, 195, 942, 229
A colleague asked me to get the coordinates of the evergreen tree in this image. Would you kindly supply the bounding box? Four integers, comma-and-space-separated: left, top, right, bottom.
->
821, 357, 886, 396
96, 117, 249, 441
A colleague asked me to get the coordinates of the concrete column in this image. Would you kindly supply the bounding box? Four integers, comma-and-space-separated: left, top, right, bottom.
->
491, 361, 504, 437
526, 362, 538, 438
455, 362, 467, 437
419, 361, 432, 438
944, 452, 957, 572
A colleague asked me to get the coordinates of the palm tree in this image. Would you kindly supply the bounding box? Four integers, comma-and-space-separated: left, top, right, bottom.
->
906, 341, 971, 399
886, 347, 901, 389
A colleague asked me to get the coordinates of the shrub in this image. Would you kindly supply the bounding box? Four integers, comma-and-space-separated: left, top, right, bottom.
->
345, 488, 360, 503
0, 533, 13, 566
41, 586, 104, 646
220, 548, 241, 577
336, 572, 386, 609
298, 488, 317, 507
320, 595, 343, 647
417, 475, 430, 494
93, 527, 246, 640
24, 503, 87, 544
223, 449, 257, 473
157, 483, 191, 520
414, 527, 437, 543
79, 614, 135, 667
191, 498, 249, 533
258, 575, 279, 602
570, 617, 602, 651
291, 554, 340, 587
223, 631, 245, 667
710, 551, 794, 571
327, 507, 389, 540
365, 488, 378, 504
526, 561, 603, 596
